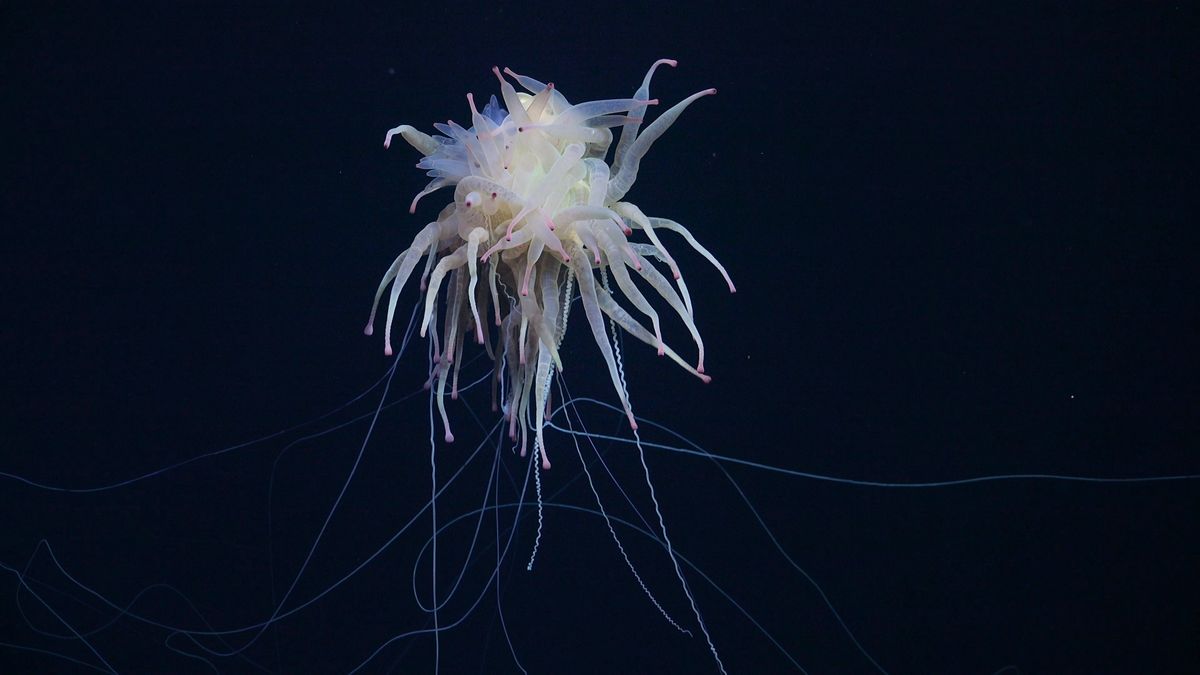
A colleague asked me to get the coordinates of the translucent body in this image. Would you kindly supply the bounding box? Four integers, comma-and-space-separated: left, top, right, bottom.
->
366, 61, 734, 468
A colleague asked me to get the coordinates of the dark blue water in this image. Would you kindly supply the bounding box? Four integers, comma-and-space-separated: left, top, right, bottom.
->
3, 4, 1197, 674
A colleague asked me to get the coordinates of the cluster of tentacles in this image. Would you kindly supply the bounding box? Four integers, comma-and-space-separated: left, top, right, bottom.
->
366, 60, 734, 468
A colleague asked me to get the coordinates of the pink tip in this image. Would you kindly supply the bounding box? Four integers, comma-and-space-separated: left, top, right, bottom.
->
450, 391, 458, 400
363, 324, 374, 336
647, 98, 659, 105
445, 431, 455, 443
699, 374, 712, 384
541, 458, 551, 470
384, 343, 393, 356
705, 88, 717, 95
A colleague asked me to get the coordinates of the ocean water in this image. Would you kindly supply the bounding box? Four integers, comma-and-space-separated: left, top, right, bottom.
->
3, 4, 1196, 674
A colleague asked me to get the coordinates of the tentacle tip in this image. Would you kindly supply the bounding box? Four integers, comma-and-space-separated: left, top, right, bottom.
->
444, 432, 455, 443
697, 364, 705, 374
699, 374, 712, 384
363, 324, 374, 336
541, 459, 551, 470
450, 392, 458, 400
384, 345, 393, 356
629, 420, 639, 431
705, 88, 718, 96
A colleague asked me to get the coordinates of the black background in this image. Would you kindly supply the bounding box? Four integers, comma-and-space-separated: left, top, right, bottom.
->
3, 3, 1197, 674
